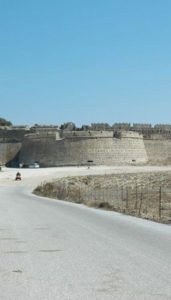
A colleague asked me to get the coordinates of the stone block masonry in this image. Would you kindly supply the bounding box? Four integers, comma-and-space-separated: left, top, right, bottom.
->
19, 131, 148, 167
0, 126, 30, 165
1, 124, 171, 166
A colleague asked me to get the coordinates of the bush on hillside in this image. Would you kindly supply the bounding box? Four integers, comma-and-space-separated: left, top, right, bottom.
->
0, 118, 12, 126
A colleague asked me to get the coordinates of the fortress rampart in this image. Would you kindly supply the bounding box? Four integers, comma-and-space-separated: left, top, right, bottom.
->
19, 131, 148, 166
1, 123, 171, 166
0, 126, 30, 165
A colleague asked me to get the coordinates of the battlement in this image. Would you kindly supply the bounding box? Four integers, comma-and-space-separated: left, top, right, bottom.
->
112, 123, 131, 130
91, 123, 111, 131
154, 124, 171, 131
1, 123, 171, 141
132, 123, 152, 130
85, 123, 171, 137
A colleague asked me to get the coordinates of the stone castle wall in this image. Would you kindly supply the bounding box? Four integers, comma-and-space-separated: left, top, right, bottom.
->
0, 143, 22, 165
1, 124, 171, 167
19, 131, 148, 166
144, 139, 171, 163
0, 126, 30, 165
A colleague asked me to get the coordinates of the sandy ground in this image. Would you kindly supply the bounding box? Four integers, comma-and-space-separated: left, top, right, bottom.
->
1, 165, 171, 190
1, 185, 171, 300
1, 166, 171, 299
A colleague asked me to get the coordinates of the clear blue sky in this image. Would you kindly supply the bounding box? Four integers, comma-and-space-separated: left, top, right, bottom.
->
0, 0, 171, 127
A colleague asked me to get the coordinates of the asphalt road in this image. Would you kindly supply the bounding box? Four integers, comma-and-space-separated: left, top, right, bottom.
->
0, 186, 171, 300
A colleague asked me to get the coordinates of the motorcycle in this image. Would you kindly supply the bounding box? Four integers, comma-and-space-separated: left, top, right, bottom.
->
15, 172, 21, 180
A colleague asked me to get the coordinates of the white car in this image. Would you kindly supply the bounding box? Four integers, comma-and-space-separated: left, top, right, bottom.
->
28, 163, 40, 168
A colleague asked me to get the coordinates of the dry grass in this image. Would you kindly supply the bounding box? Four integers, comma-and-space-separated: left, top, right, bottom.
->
34, 172, 171, 223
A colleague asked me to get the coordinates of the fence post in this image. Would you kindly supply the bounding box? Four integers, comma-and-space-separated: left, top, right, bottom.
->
110, 189, 111, 206
126, 187, 129, 209
79, 187, 80, 202
159, 186, 162, 221
145, 185, 148, 215
117, 186, 120, 208
113, 188, 115, 207
135, 184, 138, 210
139, 188, 143, 216
121, 186, 124, 211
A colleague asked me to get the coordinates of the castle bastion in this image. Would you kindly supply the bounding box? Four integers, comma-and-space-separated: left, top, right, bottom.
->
19, 130, 148, 166
1, 123, 171, 167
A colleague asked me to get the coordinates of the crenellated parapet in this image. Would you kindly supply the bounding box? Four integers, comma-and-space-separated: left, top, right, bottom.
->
154, 124, 171, 131
132, 123, 152, 130
112, 123, 131, 130
91, 123, 111, 131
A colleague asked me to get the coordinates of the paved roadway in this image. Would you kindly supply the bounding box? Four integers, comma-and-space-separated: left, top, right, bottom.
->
0, 185, 171, 300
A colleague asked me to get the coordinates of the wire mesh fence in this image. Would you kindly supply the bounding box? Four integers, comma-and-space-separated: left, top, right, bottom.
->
35, 180, 171, 223
81, 185, 171, 223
